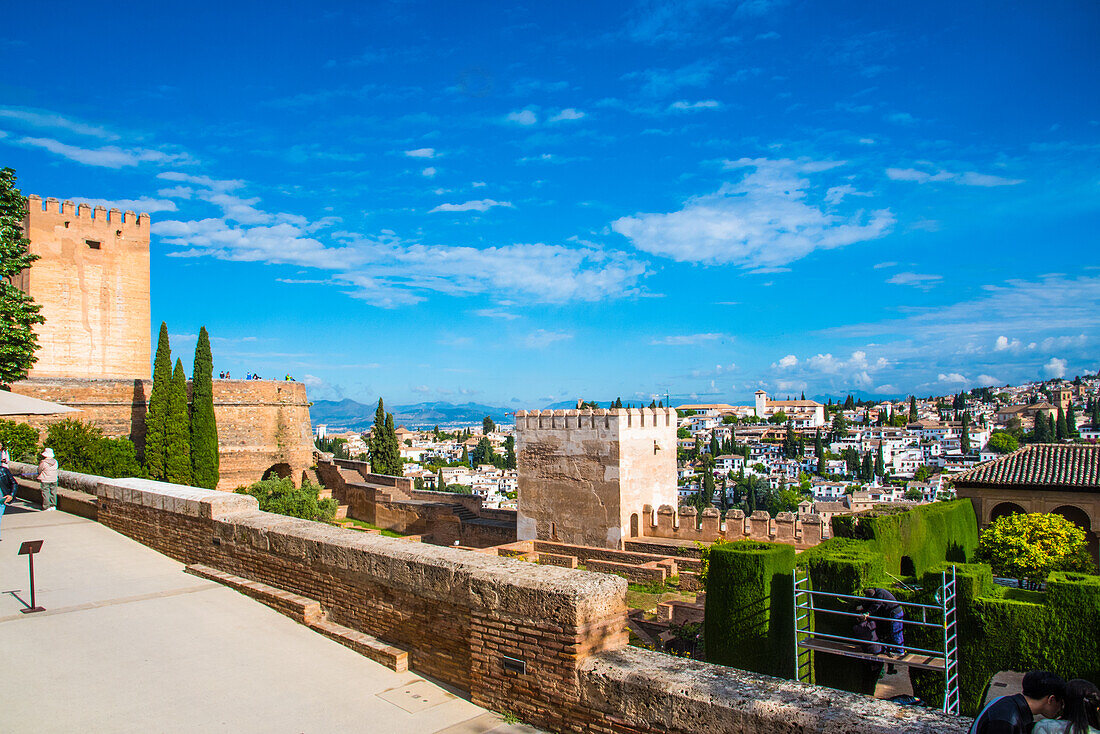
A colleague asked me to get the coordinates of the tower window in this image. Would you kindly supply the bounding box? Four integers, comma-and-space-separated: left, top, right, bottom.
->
86, 239, 101, 249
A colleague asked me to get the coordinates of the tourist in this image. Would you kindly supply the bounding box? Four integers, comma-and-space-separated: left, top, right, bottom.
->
0, 441, 9, 466
1033, 679, 1100, 734
0, 460, 16, 540
971, 670, 1066, 734
858, 587, 905, 658
32, 448, 60, 511
246, 372, 252, 380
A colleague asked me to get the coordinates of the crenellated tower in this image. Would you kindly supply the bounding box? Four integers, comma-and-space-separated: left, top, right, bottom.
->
514, 407, 678, 549
19, 195, 151, 379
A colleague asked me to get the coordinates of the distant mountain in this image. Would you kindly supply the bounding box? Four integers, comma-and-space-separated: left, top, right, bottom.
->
310, 399, 513, 431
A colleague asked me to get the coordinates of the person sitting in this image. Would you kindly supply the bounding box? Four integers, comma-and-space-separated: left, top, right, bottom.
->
860, 587, 905, 658
1033, 679, 1100, 734
971, 670, 1066, 734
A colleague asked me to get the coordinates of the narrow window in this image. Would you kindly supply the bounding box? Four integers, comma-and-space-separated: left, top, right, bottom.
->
86, 239, 101, 250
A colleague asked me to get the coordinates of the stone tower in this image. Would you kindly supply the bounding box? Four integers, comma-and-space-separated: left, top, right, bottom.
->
19, 196, 151, 379
515, 408, 678, 549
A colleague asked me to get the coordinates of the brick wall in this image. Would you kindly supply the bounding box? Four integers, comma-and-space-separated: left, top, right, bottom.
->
66, 473, 967, 733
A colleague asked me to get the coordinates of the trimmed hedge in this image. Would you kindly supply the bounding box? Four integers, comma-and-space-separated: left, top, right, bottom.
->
832, 499, 978, 576
704, 541, 796, 678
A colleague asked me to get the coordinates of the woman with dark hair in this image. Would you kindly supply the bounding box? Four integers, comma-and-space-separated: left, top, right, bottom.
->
1034, 679, 1100, 734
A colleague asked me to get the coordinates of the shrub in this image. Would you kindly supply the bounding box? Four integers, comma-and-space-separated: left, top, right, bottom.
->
0, 419, 39, 462
235, 477, 336, 522
44, 419, 145, 478
704, 541, 795, 678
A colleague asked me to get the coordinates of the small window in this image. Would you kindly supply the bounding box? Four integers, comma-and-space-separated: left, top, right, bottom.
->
86, 239, 101, 249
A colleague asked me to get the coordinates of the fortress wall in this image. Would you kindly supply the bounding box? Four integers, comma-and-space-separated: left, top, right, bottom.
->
42, 470, 966, 733
7, 378, 313, 490
22, 196, 151, 379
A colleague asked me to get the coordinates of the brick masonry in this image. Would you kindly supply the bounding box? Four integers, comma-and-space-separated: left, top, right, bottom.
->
45, 468, 969, 734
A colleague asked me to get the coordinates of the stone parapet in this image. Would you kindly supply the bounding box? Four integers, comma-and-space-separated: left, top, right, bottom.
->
637, 504, 824, 548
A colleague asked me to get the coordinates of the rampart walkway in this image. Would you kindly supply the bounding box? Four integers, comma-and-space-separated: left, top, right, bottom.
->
0, 500, 533, 733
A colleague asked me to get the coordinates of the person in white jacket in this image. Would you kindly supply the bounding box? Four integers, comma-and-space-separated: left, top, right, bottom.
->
34, 448, 59, 511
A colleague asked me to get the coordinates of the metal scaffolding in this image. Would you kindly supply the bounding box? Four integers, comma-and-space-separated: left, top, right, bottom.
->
793, 566, 959, 715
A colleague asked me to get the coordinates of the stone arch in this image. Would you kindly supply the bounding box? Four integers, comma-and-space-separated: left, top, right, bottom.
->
1051, 504, 1093, 532
989, 501, 1027, 524
262, 462, 293, 480
630, 513, 639, 538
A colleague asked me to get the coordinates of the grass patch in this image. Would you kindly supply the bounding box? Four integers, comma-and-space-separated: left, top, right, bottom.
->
337, 517, 406, 538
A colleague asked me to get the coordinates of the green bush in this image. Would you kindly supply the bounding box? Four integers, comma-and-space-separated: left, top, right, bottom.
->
44, 419, 144, 478
831, 499, 978, 576
0, 419, 39, 462
235, 477, 337, 522
704, 541, 795, 678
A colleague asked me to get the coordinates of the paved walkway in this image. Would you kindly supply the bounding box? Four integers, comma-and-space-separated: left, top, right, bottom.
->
0, 500, 537, 733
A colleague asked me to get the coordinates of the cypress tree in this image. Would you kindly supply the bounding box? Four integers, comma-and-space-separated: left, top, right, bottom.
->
875, 444, 885, 477
703, 469, 716, 508
1049, 414, 1056, 442
165, 358, 192, 485
1056, 407, 1068, 440
383, 412, 401, 474
503, 435, 516, 470
1034, 411, 1049, 442
709, 434, 720, 456
460, 445, 469, 465
144, 322, 173, 479
370, 398, 388, 474
861, 452, 873, 483
436, 467, 445, 491
189, 326, 219, 489
1066, 403, 1078, 436
814, 430, 825, 475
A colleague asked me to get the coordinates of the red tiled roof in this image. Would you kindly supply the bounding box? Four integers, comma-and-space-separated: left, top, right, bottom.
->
951, 444, 1100, 489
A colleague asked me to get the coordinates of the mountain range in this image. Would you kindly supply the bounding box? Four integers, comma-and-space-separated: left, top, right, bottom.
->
310, 400, 514, 431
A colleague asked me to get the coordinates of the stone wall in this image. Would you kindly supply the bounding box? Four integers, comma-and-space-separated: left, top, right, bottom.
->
46, 468, 968, 733
21, 196, 151, 379
7, 377, 313, 490
515, 408, 678, 550
636, 504, 824, 548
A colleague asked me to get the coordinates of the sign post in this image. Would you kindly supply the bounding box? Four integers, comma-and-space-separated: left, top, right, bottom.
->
18, 540, 45, 614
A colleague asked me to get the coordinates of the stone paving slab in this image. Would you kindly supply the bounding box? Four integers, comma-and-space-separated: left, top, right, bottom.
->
0, 501, 541, 733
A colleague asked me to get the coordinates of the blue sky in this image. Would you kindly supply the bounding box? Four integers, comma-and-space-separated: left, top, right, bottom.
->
4, 0, 1099, 408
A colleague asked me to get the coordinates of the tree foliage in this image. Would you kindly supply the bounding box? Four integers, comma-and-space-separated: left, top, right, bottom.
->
502, 435, 516, 470
189, 326, 219, 489
235, 477, 336, 522
482, 415, 496, 434
0, 168, 45, 384
44, 419, 143, 478
975, 512, 1095, 587
369, 398, 402, 475
144, 322, 173, 479
165, 358, 192, 485
0, 419, 39, 461
987, 431, 1019, 454
470, 436, 495, 466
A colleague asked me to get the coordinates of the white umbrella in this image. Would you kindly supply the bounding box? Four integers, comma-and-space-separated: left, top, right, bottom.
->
0, 390, 81, 416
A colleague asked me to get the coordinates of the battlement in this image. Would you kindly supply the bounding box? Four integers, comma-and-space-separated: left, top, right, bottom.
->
26, 194, 150, 232
514, 407, 674, 430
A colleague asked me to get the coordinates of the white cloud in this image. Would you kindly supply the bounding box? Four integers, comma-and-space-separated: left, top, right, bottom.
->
824, 184, 871, 205
994, 335, 1022, 352
64, 196, 177, 214
937, 373, 968, 383
506, 109, 538, 125
549, 108, 585, 122
774, 354, 798, 369
0, 107, 118, 139
472, 308, 519, 320
16, 136, 193, 169
404, 148, 436, 158
157, 171, 243, 191
612, 157, 893, 267
650, 333, 727, 346
873, 261, 897, 269
421, 167, 437, 178
524, 329, 572, 348
886, 272, 942, 289
668, 99, 721, 112
976, 374, 1002, 386
1042, 357, 1067, 379
886, 166, 1024, 187
429, 199, 514, 213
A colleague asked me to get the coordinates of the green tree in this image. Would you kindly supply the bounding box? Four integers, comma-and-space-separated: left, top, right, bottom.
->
235, 477, 336, 522
976, 512, 1096, 588
189, 326, 219, 489
1066, 403, 1078, 436
0, 168, 45, 385
709, 433, 720, 457
832, 411, 849, 439
0, 419, 39, 462
909, 395, 918, 422
874, 444, 885, 477
769, 488, 804, 516
914, 465, 932, 483
904, 488, 924, 501
502, 435, 516, 470
987, 431, 1019, 454
860, 451, 873, 483
436, 467, 445, 491
471, 436, 494, 466
460, 445, 469, 465
702, 468, 716, 508
782, 422, 797, 458
814, 430, 825, 475
1033, 411, 1050, 443
369, 398, 402, 475
1049, 414, 1056, 443
45, 419, 144, 478
165, 359, 192, 485
482, 415, 496, 434
1056, 407, 1068, 441
961, 414, 971, 453
144, 322, 173, 479
844, 394, 855, 410
767, 410, 788, 425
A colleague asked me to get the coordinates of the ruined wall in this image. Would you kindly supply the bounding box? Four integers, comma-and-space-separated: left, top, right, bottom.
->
515, 408, 677, 549
7, 377, 313, 490
637, 505, 824, 548
21, 196, 150, 379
